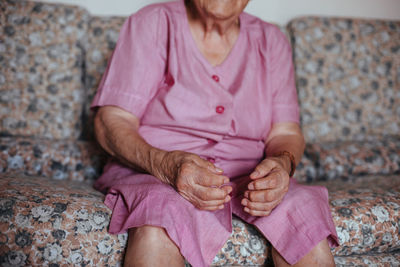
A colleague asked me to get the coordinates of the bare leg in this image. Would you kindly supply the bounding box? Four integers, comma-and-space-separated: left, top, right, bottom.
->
272, 238, 335, 267
124, 225, 185, 267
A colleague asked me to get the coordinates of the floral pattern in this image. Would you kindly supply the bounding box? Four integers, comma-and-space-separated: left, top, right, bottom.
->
82, 16, 125, 140
2, 174, 400, 266
0, 0, 89, 139
0, 137, 107, 182
334, 253, 400, 266
0, 174, 127, 266
288, 17, 400, 143
303, 137, 400, 181
0, 1, 399, 266
317, 175, 400, 256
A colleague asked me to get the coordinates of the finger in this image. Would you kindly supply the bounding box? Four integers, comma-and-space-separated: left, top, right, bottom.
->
248, 176, 277, 190
243, 207, 272, 217
197, 204, 226, 211
196, 195, 231, 208
195, 172, 230, 187
245, 189, 281, 203
195, 185, 231, 201
241, 198, 280, 212
250, 159, 276, 179
196, 157, 224, 174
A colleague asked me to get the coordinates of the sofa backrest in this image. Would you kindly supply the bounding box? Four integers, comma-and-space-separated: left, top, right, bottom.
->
82, 16, 125, 140
2, 1, 399, 144
288, 17, 400, 143
0, 0, 89, 140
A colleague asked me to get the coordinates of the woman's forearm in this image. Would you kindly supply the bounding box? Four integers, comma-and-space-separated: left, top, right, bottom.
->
264, 123, 305, 176
94, 106, 169, 183
94, 106, 232, 210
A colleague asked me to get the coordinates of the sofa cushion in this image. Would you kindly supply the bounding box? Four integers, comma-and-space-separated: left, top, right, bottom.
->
1, 174, 399, 266
288, 17, 400, 143
0, 174, 127, 266
0, 1, 89, 139
316, 174, 400, 257
334, 253, 400, 267
309, 136, 400, 180
82, 16, 125, 140
0, 137, 106, 182
0, 174, 273, 266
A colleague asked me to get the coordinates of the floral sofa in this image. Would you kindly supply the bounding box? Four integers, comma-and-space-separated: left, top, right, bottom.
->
0, 1, 399, 266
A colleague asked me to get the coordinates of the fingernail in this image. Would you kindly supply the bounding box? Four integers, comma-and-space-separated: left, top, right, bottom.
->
244, 207, 250, 213
241, 198, 248, 206
219, 205, 224, 209
248, 183, 254, 190
244, 191, 249, 198
225, 196, 231, 202
216, 167, 223, 173
226, 187, 232, 194
223, 178, 229, 183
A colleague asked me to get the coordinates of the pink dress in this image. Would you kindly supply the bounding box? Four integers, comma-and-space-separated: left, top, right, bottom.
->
91, 1, 339, 266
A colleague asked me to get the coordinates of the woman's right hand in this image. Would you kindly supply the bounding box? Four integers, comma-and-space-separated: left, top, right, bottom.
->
155, 151, 232, 211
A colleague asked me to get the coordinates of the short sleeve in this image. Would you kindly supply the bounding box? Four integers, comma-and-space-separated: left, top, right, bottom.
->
91, 7, 167, 119
269, 28, 300, 124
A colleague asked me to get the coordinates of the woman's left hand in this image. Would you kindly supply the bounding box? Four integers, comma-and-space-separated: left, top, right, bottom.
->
241, 156, 290, 216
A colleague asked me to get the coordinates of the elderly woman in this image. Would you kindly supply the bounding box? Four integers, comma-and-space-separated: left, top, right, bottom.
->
91, 0, 339, 266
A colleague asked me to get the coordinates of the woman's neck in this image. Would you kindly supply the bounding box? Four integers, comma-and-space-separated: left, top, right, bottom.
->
185, 0, 240, 38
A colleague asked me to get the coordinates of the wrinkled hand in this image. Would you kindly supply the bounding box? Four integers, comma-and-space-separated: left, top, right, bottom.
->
241, 157, 290, 216
157, 151, 232, 211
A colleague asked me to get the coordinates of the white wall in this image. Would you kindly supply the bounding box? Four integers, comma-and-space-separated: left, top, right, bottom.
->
37, 0, 400, 25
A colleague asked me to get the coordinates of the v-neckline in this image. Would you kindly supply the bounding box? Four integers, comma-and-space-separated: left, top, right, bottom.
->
180, 0, 244, 71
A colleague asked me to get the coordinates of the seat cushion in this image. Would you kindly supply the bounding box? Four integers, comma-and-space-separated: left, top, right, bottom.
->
315, 174, 400, 256
334, 252, 400, 266
0, 137, 106, 182
0, 1, 89, 139
0, 174, 273, 266
1, 174, 399, 266
0, 174, 127, 266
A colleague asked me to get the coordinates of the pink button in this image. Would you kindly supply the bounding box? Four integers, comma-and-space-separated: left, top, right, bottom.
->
212, 75, 220, 82
207, 157, 216, 164
216, 106, 225, 114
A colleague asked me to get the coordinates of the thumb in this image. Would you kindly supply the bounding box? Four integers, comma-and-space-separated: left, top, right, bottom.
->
199, 158, 224, 174
250, 160, 274, 179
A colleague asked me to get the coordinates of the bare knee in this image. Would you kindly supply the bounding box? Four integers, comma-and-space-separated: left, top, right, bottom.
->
305, 239, 335, 267
272, 238, 335, 267
130, 225, 168, 244
125, 226, 184, 267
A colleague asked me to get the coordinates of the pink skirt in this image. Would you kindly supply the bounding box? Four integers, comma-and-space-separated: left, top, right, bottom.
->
95, 160, 339, 267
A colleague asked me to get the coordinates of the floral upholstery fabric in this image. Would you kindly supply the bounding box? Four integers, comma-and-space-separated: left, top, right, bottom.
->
319, 175, 400, 257
0, 174, 127, 266
1, 135, 398, 184
305, 136, 400, 181
0, 174, 272, 266
1, 174, 400, 266
288, 17, 400, 143
0, 137, 106, 182
1, 1, 400, 265
0, 1, 89, 139
82, 16, 125, 140
334, 253, 400, 267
